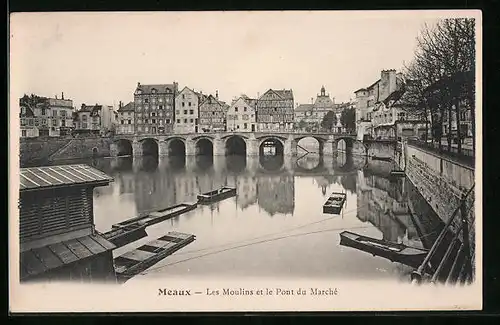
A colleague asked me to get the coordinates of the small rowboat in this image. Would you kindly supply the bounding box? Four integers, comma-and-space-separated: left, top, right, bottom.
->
390, 170, 406, 178
197, 186, 236, 204
114, 231, 196, 283
371, 155, 393, 162
100, 224, 148, 248
339, 231, 429, 268
323, 192, 347, 214
111, 202, 198, 230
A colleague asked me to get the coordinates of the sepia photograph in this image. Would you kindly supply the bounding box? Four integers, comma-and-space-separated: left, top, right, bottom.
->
9, 10, 482, 312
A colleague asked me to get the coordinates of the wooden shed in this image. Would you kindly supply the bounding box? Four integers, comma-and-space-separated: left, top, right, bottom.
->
19, 164, 117, 283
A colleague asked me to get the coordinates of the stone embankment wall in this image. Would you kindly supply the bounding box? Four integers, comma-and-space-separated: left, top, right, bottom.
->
20, 137, 113, 167
403, 143, 475, 261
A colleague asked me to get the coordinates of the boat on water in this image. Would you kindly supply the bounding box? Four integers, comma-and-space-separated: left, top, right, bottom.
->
339, 231, 429, 268
111, 202, 198, 229
323, 192, 347, 214
371, 155, 393, 162
100, 224, 148, 248
114, 231, 196, 282
390, 169, 406, 177
197, 186, 236, 204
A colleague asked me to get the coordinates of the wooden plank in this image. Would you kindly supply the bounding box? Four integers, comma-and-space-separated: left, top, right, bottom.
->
77, 236, 106, 255
65, 239, 93, 259
21, 250, 47, 276
144, 239, 171, 248
158, 235, 183, 243
119, 249, 156, 262
32, 246, 64, 270
48, 242, 79, 264
92, 234, 116, 250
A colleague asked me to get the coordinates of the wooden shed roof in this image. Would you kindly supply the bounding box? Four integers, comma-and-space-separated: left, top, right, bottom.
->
20, 233, 116, 280
20, 164, 113, 192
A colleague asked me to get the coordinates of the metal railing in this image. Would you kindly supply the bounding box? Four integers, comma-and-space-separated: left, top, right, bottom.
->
407, 138, 474, 167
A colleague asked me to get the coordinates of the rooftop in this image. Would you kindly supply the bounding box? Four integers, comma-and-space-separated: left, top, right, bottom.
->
118, 102, 135, 112
20, 164, 113, 192
20, 233, 116, 280
295, 104, 314, 112
136, 83, 177, 95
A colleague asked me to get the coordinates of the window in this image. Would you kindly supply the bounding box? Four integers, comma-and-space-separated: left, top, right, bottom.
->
152, 119, 156, 123
41, 108, 46, 115
128, 120, 131, 124
182, 102, 185, 107
166, 119, 170, 124
177, 119, 180, 123
244, 123, 247, 129
190, 119, 194, 123
176, 110, 180, 115
237, 125, 240, 129
182, 94, 185, 99
184, 119, 187, 123
212, 112, 215, 115
121, 120, 124, 125
21, 119, 26, 126
22, 130, 26, 137
188, 102, 191, 107
144, 98, 149, 103
159, 105, 163, 110
235, 107, 238, 112
244, 107, 247, 112
52, 119, 57, 126
52, 110, 57, 117
137, 105, 142, 111
184, 110, 187, 114
189, 109, 194, 114
42, 118, 47, 125
152, 112, 156, 117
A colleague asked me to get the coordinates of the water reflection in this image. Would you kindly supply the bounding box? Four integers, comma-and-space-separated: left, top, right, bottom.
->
53, 152, 445, 279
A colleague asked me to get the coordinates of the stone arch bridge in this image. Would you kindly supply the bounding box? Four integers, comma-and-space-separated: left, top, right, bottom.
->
110, 132, 381, 157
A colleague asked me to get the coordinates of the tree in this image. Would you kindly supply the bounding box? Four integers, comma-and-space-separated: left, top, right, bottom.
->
320, 111, 338, 131
297, 119, 307, 130
340, 108, 356, 132
401, 18, 475, 154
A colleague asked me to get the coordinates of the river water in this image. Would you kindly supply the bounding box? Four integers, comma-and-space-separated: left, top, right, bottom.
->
49, 151, 443, 283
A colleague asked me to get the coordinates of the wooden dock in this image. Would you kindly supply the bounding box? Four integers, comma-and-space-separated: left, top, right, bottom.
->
114, 231, 196, 283
100, 225, 148, 248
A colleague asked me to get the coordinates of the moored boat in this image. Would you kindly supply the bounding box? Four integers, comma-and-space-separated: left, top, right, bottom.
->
371, 155, 393, 162
323, 192, 347, 214
114, 231, 196, 282
111, 202, 198, 229
390, 170, 406, 178
339, 231, 429, 268
197, 186, 236, 204
100, 224, 148, 248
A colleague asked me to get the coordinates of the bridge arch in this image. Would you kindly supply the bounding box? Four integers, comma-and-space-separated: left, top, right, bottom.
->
113, 139, 133, 156
295, 154, 325, 173
139, 138, 159, 157
259, 155, 284, 172
195, 138, 213, 156
258, 137, 285, 156
336, 137, 367, 156
295, 136, 326, 155
225, 135, 247, 155
167, 138, 186, 156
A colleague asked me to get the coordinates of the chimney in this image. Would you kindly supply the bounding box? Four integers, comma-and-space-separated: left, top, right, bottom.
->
61, 92, 64, 100
55, 95, 58, 99
216, 90, 219, 99
137, 82, 141, 87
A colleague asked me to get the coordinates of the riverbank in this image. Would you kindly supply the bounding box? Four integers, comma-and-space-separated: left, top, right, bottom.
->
20, 137, 113, 167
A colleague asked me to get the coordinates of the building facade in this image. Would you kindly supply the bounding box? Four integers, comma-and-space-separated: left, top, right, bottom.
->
174, 87, 203, 134
198, 92, 228, 132
116, 102, 135, 134
134, 82, 178, 135
73, 104, 117, 135
353, 69, 425, 140
256, 89, 294, 131
19, 93, 74, 138
226, 96, 257, 132
313, 86, 335, 122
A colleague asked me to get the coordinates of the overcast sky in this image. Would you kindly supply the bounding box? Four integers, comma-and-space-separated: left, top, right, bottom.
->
10, 11, 470, 110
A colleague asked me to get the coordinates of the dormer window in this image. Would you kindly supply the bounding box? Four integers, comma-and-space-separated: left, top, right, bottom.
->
166, 88, 171, 93
151, 88, 157, 94
135, 89, 143, 95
